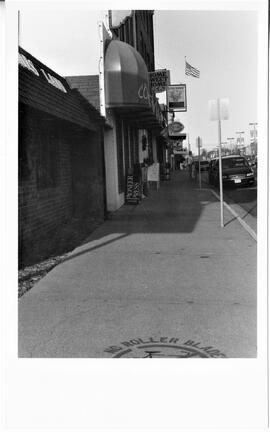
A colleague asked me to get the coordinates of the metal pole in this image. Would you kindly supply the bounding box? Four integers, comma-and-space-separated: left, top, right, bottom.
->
132, 11, 137, 50
198, 137, 201, 189
217, 99, 224, 227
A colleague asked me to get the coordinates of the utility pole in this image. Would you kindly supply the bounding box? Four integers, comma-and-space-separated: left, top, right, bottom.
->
227, 137, 235, 154
249, 122, 258, 155
132, 11, 137, 50
217, 99, 224, 227
236, 131, 245, 154
197, 136, 202, 189
209, 97, 229, 228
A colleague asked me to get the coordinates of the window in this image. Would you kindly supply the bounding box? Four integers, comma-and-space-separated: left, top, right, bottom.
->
123, 122, 130, 170
116, 119, 125, 193
222, 157, 249, 169
36, 130, 59, 189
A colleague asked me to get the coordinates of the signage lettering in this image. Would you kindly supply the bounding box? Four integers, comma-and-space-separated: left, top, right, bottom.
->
149, 69, 170, 93
138, 83, 149, 100
104, 337, 226, 358
41, 69, 67, 93
19, 53, 67, 93
104, 345, 122, 354
19, 53, 39, 76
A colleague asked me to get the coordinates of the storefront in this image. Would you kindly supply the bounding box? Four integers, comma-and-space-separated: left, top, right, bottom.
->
104, 39, 166, 210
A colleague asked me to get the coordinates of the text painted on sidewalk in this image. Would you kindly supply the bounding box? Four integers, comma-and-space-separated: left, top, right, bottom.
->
104, 337, 226, 358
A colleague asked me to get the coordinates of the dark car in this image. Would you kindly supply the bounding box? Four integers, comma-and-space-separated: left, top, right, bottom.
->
193, 160, 210, 171
208, 155, 255, 187
246, 155, 256, 167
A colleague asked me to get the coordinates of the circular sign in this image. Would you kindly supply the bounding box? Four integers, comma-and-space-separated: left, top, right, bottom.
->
168, 122, 185, 136
104, 337, 226, 358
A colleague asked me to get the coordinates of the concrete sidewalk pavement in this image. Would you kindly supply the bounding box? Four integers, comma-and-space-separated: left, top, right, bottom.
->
19, 170, 257, 358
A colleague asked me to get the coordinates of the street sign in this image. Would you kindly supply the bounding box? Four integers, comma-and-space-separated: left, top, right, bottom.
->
149, 69, 170, 93
208, 98, 229, 227
209, 98, 229, 121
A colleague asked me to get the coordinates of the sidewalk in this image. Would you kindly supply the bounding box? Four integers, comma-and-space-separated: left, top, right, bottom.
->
19, 170, 257, 358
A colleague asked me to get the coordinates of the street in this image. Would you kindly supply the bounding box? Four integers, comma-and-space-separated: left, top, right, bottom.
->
223, 186, 257, 218
200, 169, 257, 233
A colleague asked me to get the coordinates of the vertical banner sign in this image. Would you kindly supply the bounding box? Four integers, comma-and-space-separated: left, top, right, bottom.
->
250, 129, 257, 140
209, 98, 229, 228
167, 84, 187, 112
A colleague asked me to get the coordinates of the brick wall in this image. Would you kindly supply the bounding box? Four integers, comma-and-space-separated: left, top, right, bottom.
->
19, 106, 105, 267
19, 109, 73, 266
71, 127, 105, 221
66, 76, 100, 112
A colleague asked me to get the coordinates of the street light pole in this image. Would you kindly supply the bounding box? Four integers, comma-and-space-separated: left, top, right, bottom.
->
209, 97, 229, 228
217, 99, 224, 227
227, 137, 235, 154
249, 122, 258, 155
236, 131, 245, 154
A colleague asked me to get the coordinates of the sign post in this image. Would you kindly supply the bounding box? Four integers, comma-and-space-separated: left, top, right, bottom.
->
209, 98, 229, 228
197, 136, 202, 189
217, 99, 224, 227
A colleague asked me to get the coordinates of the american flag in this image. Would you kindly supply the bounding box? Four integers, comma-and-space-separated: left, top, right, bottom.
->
185, 59, 200, 78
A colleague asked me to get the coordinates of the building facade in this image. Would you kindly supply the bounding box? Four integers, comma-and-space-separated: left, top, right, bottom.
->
105, 11, 167, 209
68, 10, 167, 213
19, 47, 106, 267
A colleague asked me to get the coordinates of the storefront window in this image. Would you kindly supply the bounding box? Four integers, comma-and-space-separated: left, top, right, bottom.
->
116, 119, 125, 193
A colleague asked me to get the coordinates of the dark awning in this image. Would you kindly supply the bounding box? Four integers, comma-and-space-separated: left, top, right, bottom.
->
104, 40, 151, 110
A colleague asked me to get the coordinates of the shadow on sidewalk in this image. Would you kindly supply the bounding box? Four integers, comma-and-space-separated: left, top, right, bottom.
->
60, 171, 217, 263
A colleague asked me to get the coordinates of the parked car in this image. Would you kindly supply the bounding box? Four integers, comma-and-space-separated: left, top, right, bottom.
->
246, 155, 256, 167
208, 155, 255, 187
193, 160, 210, 172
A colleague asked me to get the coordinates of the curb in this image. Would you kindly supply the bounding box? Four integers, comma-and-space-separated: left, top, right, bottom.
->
209, 189, 257, 242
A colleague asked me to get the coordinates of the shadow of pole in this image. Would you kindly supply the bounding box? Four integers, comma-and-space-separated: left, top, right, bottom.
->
62, 233, 129, 264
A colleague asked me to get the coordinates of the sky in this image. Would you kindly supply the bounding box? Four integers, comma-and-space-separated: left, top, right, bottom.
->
19, 7, 258, 153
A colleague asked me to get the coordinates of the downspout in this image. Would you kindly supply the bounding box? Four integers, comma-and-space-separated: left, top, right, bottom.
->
132, 11, 137, 49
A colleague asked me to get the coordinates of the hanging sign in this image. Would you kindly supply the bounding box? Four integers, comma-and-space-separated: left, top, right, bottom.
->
250, 129, 257, 139
168, 121, 185, 136
237, 137, 245, 146
166, 84, 187, 112
149, 69, 170, 93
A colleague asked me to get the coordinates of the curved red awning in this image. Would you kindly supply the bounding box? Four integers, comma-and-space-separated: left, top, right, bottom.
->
104, 40, 151, 109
